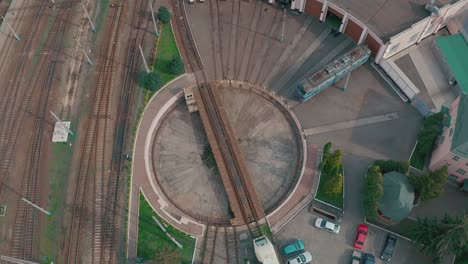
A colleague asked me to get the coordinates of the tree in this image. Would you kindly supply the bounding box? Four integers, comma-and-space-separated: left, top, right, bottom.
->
409, 166, 448, 202
363, 166, 384, 219
320, 149, 343, 176
323, 142, 332, 154
415, 112, 444, 156
138, 71, 162, 92
325, 172, 343, 196
158, 6, 172, 24
373, 160, 409, 174
169, 54, 184, 75
411, 214, 468, 261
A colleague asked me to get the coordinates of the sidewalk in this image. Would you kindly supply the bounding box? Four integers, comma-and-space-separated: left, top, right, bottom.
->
126, 74, 203, 263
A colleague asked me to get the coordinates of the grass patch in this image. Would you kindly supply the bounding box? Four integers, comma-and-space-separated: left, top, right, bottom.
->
140, 22, 183, 107
93, 0, 110, 34
137, 193, 195, 263
152, 23, 182, 84
366, 217, 418, 240
410, 142, 426, 170
39, 127, 76, 263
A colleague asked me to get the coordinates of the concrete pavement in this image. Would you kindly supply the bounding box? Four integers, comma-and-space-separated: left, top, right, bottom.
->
304, 112, 399, 136
127, 74, 204, 263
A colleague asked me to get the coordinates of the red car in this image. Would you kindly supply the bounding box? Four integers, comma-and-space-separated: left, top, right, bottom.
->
354, 224, 369, 249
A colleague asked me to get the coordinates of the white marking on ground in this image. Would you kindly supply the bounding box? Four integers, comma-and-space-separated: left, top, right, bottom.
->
304, 112, 399, 136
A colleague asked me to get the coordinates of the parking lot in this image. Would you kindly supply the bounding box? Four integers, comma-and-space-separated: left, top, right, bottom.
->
274, 64, 432, 263
275, 208, 431, 264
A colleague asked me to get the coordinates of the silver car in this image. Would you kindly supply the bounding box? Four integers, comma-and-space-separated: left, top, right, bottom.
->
286, 251, 313, 264
314, 217, 340, 234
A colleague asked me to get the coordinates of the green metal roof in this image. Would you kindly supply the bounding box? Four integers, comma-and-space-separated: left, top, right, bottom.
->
379, 171, 414, 221
451, 94, 468, 159
436, 33, 468, 94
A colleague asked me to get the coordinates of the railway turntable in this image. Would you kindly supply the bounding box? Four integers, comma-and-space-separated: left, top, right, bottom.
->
150, 81, 304, 225
192, 82, 265, 226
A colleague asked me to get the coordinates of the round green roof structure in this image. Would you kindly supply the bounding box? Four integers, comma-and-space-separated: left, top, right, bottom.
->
378, 171, 415, 221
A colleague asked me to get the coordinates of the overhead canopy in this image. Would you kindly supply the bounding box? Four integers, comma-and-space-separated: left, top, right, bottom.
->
436, 33, 468, 94
379, 171, 415, 221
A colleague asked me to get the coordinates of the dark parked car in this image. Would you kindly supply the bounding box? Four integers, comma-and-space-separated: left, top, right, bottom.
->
381, 234, 397, 261
363, 253, 375, 264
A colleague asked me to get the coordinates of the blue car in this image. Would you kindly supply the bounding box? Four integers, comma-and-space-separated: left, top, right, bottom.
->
363, 253, 375, 264
282, 240, 305, 256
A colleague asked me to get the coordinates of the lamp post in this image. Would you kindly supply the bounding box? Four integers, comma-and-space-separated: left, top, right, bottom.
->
149, 3, 159, 36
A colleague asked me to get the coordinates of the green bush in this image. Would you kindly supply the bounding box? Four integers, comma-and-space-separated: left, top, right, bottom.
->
415, 112, 444, 156
138, 71, 162, 92
409, 166, 448, 202
373, 160, 409, 174
325, 172, 343, 196
169, 54, 184, 75
363, 166, 383, 219
158, 6, 172, 23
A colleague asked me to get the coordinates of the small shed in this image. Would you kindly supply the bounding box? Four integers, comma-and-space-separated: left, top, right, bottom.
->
52, 121, 71, 143
378, 171, 415, 221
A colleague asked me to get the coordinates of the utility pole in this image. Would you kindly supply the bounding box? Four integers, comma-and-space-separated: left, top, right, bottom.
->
21, 198, 51, 216
76, 40, 92, 65
81, 3, 96, 32
0, 15, 20, 41
280, 8, 286, 43
343, 65, 352, 90
50, 111, 74, 135
149, 3, 159, 36
138, 45, 150, 73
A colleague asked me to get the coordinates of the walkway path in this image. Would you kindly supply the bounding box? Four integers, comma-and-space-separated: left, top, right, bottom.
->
304, 112, 399, 136
127, 73, 201, 263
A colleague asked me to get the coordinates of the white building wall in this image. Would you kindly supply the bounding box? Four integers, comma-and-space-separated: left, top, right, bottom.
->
382, 0, 468, 60
379, 59, 420, 100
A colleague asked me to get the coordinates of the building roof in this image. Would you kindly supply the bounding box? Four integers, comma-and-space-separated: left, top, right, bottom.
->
436, 33, 468, 94
328, 0, 458, 40
451, 94, 468, 158
379, 171, 415, 221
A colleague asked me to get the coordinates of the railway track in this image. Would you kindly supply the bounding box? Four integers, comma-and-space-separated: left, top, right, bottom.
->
202, 226, 218, 264
0, 0, 50, 195
173, 0, 266, 262
225, 226, 239, 264
63, 2, 124, 263
5, 0, 73, 261
99, 0, 149, 262
197, 83, 262, 224
63, 0, 151, 262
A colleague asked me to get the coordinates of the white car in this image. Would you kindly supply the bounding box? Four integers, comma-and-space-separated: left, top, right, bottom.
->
286, 251, 312, 264
314, 217, 340, 234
